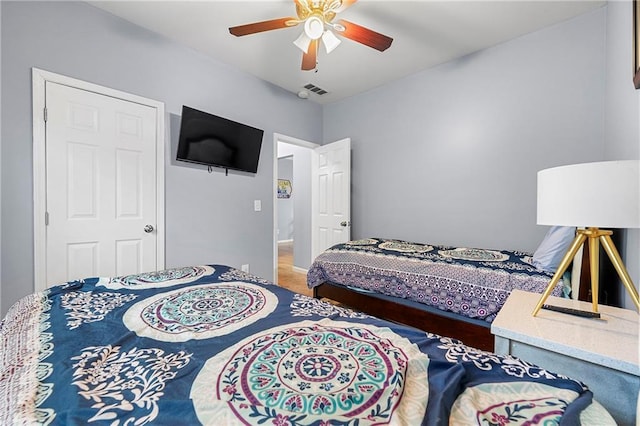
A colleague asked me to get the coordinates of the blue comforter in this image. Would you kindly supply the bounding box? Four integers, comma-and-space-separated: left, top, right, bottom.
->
1, 265, 601, 425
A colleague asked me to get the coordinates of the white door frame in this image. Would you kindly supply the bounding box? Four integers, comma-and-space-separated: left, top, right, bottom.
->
32, 68, 166, 291
272, 133, 318, 282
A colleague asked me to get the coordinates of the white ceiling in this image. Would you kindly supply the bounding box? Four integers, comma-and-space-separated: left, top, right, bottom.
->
89, 0, 605, 104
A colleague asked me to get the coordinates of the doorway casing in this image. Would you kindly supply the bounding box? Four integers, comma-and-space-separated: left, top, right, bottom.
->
273, 133, 318, 283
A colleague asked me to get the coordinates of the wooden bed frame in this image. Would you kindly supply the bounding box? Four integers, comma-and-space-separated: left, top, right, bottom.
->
313, 283, 496, 350
312, 237, 620, 352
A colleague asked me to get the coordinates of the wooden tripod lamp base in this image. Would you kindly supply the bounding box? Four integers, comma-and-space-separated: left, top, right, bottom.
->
532, 227, 640, 316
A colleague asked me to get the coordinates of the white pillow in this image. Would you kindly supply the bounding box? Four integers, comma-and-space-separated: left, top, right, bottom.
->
532, 226, 577, 273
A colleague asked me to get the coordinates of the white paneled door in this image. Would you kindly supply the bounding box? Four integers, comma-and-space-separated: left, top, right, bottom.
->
44, 81, 160, 287
311, 138, 351, 260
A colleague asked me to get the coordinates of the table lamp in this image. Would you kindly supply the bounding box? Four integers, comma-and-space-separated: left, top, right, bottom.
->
532, 160, 640, 317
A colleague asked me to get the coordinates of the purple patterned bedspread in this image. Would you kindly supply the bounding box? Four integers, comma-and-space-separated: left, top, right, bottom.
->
307, 238, 563, 322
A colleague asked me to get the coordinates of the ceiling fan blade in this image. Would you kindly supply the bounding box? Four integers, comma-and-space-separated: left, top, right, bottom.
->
301, 39, 318, 70
332, 0, 358, 13
229, 17, 296, 37
336, 19, 393, 52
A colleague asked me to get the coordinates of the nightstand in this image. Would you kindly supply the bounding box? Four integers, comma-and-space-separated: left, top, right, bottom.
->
491, 289, 639, 426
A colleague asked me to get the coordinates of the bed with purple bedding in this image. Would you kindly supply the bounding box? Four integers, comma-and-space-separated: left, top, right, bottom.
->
308, 238, 565, 349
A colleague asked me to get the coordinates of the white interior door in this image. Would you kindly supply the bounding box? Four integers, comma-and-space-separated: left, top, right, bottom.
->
43, 81, 160, 286
311, 138, 351, 260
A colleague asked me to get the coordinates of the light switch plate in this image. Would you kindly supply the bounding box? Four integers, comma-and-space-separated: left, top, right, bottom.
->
254, 200, 261, 211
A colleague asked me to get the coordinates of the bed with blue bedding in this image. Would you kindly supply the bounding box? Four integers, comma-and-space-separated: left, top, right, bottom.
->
0, 264, 611, 425
308, 238, 567, 350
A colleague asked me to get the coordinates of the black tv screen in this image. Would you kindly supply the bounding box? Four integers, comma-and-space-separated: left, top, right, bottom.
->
176, 106, 264, 173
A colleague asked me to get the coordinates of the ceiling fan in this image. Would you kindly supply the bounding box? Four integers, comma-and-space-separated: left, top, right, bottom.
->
229, 0, 393, 71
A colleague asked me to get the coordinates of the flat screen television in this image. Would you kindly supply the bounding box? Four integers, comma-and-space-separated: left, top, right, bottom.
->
176, 106, 264, 173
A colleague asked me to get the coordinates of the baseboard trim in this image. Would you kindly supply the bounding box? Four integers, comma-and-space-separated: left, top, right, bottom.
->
278, 239, 294, 244
292, 266, 308, 274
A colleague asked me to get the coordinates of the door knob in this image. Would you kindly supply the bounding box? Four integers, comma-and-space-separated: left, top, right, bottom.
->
144, 224, 154, 233
340, 221, 351, 227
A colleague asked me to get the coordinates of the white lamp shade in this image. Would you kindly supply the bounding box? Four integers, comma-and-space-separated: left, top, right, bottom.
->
304, 16, 324, 40
322, 30, 341, 54
537, 160, 640, 228
293, 31, 312, 53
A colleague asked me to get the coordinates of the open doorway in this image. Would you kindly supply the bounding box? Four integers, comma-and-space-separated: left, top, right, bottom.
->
276, 156, 303, 293
273, 134, 318, 296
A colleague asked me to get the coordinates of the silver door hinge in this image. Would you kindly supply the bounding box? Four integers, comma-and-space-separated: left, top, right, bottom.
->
45, 211, 49, 226
43, 107, 48, 122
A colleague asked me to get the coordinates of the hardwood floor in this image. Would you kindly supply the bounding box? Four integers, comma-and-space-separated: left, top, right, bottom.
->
277, 241, 313, 297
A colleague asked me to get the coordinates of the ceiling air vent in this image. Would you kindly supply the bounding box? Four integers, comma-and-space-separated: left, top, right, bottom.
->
304, 83, 328, 96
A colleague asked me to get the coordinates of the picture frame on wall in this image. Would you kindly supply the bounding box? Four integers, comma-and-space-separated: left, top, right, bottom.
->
277, 179, 292, 199
635, 0, 640, 89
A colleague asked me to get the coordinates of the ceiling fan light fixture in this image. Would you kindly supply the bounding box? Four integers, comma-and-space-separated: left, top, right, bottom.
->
303, 15, 325, 40
322, 30, 341, 54
327, 0, 342, 12
329, 22, 346, 32
230, 0, 394, 71
293, 31, 312, 53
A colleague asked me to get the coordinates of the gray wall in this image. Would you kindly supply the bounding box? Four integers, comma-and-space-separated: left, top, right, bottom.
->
323, 8, 606, 253
0, 1, 322, 315
278, 142, 313, 270
323, 4, 640, 308
277, 157, 294, 241
603, 1, 640, 309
